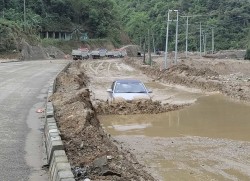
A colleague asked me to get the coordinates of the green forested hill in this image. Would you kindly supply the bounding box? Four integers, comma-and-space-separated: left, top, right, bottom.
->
0, 0, 121, 38
116, 0, 250, 51
0, 0, 125, 53
0, 0, 249, 53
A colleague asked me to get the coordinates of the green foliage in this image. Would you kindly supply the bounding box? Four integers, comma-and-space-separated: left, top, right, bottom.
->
40, 38, 74, 54
0, 0, 122, 41
117, 0, 250, 51
0, 0, 249, 52
245, 49, 250, 60
245, 31, 250, 60
0, 19, 23, 52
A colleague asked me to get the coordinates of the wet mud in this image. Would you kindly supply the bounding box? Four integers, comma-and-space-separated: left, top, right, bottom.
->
51, 53, 250, 181
95, 99, 187, 115
124, 56, 250, 102
100, 94, 250, 180
51, 61, 155, 180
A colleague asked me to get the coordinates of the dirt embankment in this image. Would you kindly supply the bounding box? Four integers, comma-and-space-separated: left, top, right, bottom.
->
50, 61, 155, 181
124, 57, 250, 102
95, 100, 186, 115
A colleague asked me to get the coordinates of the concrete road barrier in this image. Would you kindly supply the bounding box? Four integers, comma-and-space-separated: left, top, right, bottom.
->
44, 62, 75, 181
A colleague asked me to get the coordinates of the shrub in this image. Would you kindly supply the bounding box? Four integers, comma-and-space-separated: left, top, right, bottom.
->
245, 49, 250, 60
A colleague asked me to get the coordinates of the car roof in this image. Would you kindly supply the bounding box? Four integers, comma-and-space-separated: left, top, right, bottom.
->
114, 79, 142, 83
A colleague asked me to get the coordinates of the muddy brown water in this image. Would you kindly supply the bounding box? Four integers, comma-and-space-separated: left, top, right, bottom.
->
100, 94, 250, 141
99, 94, 250, 180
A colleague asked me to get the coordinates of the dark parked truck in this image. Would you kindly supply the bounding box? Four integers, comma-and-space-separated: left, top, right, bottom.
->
90, 49, 107, 59
105, 49, 127, 58
99, 48, 107, 58
90, 50, 100, 59
72, 48, 89, 60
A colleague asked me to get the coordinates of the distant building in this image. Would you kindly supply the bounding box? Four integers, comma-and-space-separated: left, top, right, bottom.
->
40, 31, 72, 40
40, 28, 87, 41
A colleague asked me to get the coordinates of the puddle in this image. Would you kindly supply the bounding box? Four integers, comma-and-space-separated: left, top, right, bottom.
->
145, 81, 203, 104
100, 94, 250, 141
99, 94, 250, 181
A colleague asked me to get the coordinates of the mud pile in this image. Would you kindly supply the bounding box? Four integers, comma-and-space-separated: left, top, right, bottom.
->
167, 64, 219, 77
124, 57, 250, 102
121, 45, 141, 57
204, 50, 246, 59
125, 58, 222, 92
50, 61, 155, 181
95, 100, 185, 115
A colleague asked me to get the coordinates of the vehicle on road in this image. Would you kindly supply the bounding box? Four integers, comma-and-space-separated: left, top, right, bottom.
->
90, 49, 107, 59
90, 50, 100, 59
99, 48, 107, 58
106, 49, 122, 58
107, 79, 152, 102
72, 48, 89, 60
106, 49, 127, 58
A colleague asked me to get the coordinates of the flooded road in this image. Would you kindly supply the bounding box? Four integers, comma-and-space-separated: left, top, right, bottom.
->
99, 94, 250, 180
100, 94, 250, 141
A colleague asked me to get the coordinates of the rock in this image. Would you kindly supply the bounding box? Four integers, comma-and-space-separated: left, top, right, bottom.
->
93, 156, 107, 167
72, 167, 87, 177
102, 170, 121, 177
107, 155, 113, 160
20, 39, 65, 61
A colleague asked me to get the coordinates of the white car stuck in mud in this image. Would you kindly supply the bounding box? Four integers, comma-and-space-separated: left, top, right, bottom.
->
107, 79, 152, 102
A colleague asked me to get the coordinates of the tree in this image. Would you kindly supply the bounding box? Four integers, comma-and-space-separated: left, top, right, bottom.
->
126, 12, 149, 44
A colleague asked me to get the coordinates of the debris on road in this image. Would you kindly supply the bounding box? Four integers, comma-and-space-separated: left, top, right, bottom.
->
51, 61, 155, 181
94, 99, 186, 115
36, 108, 44, 113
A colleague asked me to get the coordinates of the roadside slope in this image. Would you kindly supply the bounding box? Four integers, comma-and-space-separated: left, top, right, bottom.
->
51, 61, 155, 180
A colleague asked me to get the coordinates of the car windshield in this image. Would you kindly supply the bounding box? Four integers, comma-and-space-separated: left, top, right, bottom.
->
114, 82, 147, 93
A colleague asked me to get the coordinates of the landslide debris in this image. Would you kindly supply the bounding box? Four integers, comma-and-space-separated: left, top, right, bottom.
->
124, 57, 250, 102
20, 39, 65, 60
95, 100, 186, 115
50, 61, 155, 181
125, 58, 222, 92
0, 20, 65, 60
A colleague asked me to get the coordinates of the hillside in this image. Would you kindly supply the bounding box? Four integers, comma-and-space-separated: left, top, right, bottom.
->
116, 0, 250, 51
0, 0, 249, 55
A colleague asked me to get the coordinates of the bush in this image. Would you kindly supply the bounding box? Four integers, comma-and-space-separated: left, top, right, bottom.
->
245, 49, 250, 60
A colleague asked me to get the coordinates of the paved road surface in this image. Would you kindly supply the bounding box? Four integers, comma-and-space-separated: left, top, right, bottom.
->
0, 60, 68, 181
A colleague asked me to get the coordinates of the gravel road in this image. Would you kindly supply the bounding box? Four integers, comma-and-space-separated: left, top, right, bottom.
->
0, 60, 68, 181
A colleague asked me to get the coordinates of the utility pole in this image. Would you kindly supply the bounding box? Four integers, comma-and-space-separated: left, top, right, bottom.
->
164, 10, 179, 68
24, 0, 26, 23
181, 15, 203, 57
200, 22, 202, 57
174, 10, 179, 64
2, 0, 5, 18
181, 16, 191, 58
23, 0, 26, 31
164, 10, 170, 69
212, 27, 214, 54
202, 31, 207, 55
152, 33, 156, 54
148, 28, 152, 66
143, 36, 146, 64
139, 36, 142, 48
185, 16, 189, 58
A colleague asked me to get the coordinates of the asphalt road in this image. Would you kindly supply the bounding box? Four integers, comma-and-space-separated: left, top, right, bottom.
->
0, 60, 68, 181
